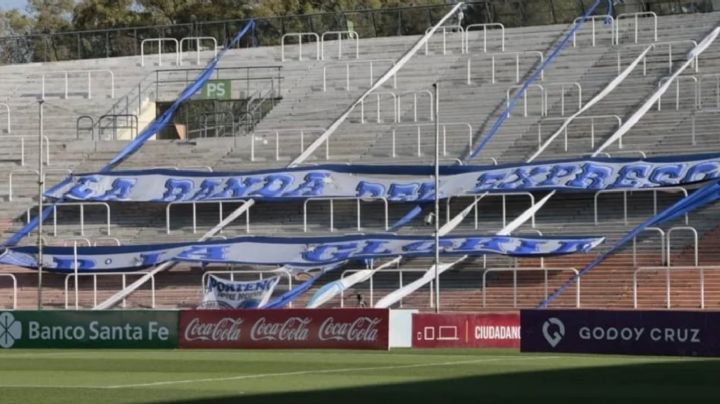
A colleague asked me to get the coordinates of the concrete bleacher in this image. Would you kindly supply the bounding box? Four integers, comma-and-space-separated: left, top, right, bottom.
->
1, 10, 720, 310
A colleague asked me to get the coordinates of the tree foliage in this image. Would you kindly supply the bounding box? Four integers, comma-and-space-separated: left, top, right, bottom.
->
0, 0, 707, 64
1, 0, 456, 34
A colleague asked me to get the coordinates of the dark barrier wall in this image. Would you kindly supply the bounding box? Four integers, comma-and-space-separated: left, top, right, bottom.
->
0, 310, 178, 349
521, 309, 720, 357
413, 313, 520, 348
179, 309, 389, 349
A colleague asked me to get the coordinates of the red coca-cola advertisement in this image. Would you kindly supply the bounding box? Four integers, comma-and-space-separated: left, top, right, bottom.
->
413, 313, 520, 348
179, 309, 389, 349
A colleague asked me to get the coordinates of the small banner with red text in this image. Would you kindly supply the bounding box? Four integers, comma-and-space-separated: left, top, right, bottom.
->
412, 313, 520, 348
179, 309, 389, 349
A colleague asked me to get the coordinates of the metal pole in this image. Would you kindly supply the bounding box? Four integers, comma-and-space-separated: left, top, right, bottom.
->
74, 242, 79, 310
433, 82, 440, 313
37, 99, 45, 310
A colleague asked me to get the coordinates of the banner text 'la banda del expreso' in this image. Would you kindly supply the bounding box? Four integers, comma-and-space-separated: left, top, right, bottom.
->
44, 153, 720, 203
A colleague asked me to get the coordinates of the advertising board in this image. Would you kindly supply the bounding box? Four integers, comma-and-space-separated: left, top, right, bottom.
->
412, 313, 520, 348
179, 309, 389, 349
0, 310, 178, 349
521, 309, 720, 356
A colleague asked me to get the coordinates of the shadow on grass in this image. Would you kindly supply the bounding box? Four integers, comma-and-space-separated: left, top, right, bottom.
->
156, 358, 720, 404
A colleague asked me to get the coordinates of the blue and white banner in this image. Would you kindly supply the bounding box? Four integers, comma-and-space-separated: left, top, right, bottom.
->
0, 234, 603, 273
44, 154, 720, 203
200, 275, 280, 309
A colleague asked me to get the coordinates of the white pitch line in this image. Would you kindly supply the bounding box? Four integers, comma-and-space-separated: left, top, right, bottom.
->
0, 355, 563, 390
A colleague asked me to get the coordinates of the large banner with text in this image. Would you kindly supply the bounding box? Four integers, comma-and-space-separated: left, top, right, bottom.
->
0, 310, 178, 349
179, 309, 389, 349
521, 309, 720, 357
412, 313, 520, 348
45, 154, 720, 202
0, 234, 603, 273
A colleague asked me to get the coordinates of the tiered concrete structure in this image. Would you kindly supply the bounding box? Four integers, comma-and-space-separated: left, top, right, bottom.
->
1, 10, 719, 311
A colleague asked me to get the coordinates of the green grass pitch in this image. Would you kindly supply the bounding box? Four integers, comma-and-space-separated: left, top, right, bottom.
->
0, 349, 718, 403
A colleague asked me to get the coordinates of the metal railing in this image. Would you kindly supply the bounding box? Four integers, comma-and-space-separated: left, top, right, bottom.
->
179, 36, 218, 65
482, 267, 580, 308
689, 109, 720, 146
44, 237, 116, 247
537, 114, 622, 152
3, 135, 51, 167
195, 111, 235, 139
76, 115, 94, 139
594, 187, 688, 226
390, 122, 472, 158
201, 268, 294, 307
650, 40, 698, 73
166, 199, 251, 234
397, 90, 434, 123
515, 229, 546, 269
27, 201, 111, 236
281, 32, 320, 61
54, 237, 91, 247
322, 59, 396, 92
141, 38, 180, 66
466, 51, 544, 84
544, 82, 583, 116
666, 226, 698, 267
632, 227, 665, 266
698, 73, 720, 110
354, 90, 434, 124
506, 84, 545, 117
98, 114, 139, 140
600, 150, 647, 159
339, 267, 433, 309
303, 197, 389, 232
616, 12, 658, 45
8, 168, 71, 201
320, 31, 359, 60
249, 127, 326, 162
657, 75, 698, 111
446, 192, 536, 228
92, 237, 122, 246
355, 92, 398, 124
618, 40, 698, 76
0, 274, 17, 309
425, 25, 465, 55
65, 271, 155, 309
99, 69, 156, 129
572, 16, 615, 47
154, 65, 282, 101
0, 103, 10, 134
464, 23, 505, 53
41, 69, 115, 99
633, 265, 718, 309
507, 82, 583, 118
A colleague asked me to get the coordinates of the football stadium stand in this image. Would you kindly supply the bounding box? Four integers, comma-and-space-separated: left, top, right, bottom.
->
1, 1, 720, 312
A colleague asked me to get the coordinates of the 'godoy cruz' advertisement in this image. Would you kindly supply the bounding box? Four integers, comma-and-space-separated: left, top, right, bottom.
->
521, 309, 720, 356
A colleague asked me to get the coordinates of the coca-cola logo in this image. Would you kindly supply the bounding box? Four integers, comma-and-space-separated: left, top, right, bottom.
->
250, 317, 311, 341
184, 317, 243, 342
318, 317, 381, 342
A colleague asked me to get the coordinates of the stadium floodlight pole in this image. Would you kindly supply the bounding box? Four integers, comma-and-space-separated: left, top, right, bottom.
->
433, 82, 440, 313
37, 98, 44, 310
